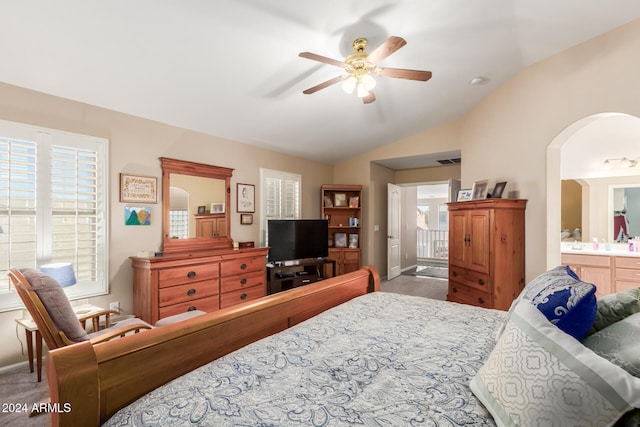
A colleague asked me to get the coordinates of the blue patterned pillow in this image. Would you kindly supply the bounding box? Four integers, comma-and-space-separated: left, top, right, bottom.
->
521, 265, 597, 340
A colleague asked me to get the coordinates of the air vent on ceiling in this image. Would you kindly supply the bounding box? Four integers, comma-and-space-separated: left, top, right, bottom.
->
436, 158, 461, 165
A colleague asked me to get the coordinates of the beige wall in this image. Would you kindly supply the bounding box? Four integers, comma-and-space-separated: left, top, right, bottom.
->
334, 18, 640, 283
0, 83, 333, 367
2, 17, 640, 367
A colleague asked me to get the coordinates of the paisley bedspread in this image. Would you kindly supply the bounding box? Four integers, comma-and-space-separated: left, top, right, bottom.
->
104, 292, 505, 426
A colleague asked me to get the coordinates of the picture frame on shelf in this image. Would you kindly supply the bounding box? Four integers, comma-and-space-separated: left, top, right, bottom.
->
197, 205, 206, 214
210, 202, 225, 213
457, 189, 473, 201
490, 181, 507, 198
348, 234, 359, 248
240, 213, 253, 225
349, 196, 360, 208
334, 233, 347, 248
120, 173, 157, 203
471, 180, 489, 200
334, 193, 347, 207
237, 183, 255, 213
324, 196, 333, 208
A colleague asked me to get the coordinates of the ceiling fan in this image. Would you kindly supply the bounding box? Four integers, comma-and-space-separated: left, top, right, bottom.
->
299, 36, 432, 104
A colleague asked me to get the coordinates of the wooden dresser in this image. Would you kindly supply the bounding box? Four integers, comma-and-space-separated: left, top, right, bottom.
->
131, 247, 268, 324
447, 198, 527, 311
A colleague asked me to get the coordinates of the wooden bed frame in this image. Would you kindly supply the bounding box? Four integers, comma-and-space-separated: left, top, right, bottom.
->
46, 266, 380, 426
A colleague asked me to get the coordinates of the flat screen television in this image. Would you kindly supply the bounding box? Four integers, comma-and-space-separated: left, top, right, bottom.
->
267, 219, 328, 263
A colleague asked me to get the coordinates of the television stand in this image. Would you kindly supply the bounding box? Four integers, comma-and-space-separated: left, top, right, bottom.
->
267, 258, 336, 295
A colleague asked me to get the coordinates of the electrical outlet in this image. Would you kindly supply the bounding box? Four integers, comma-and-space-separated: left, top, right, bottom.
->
109, 301, 120, 313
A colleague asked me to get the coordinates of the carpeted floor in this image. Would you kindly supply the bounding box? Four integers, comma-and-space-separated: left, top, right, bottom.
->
0, 272, 448, 427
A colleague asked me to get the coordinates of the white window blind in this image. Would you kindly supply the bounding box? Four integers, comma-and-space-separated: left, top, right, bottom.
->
260, 168, 301, 246
0, 120, 108, 311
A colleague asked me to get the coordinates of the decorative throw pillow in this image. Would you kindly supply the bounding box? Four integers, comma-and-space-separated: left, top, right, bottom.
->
470, 300, 640, 427
587, 287, 640, 336
582, 311, 640, 377
498, 265, 597, 340
21, 268, 89, 342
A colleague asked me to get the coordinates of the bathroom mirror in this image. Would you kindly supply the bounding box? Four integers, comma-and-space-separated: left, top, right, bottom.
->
161, 157, 233, 253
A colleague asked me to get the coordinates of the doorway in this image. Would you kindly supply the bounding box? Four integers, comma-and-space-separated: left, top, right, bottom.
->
398, 181, 453, 279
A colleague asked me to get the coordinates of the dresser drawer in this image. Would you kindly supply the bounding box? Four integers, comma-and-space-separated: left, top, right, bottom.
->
449, 266, 491, 292
614, 268, 640, 283
220, 285, 265, 308
562, 253, 611, 268
615, 256, 640, 270
448, 282, 492, 309
159, 280, 219, 307
615, 281, 640, 292
158, 263, 219, 288
447, 282, 493, 308
220, 270, 264, 293
158, 296, 219, 319
220, 256, 265, 276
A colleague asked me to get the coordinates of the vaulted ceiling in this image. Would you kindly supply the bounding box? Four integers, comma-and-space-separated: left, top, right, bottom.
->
2, 1, 640, 165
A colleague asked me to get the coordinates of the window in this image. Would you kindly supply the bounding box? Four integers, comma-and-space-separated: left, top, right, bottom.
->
0, 120, 108, 311
259, 168, 301, 246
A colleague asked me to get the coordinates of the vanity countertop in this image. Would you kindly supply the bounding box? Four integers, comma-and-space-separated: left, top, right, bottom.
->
561, 242, 640, 257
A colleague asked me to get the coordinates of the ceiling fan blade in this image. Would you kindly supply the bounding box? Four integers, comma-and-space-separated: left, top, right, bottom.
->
378, 67, 432, 81
362, 91, 376, 104
299, 52, 346, 68
366, 36, 407, 65
302, 75, 347, 94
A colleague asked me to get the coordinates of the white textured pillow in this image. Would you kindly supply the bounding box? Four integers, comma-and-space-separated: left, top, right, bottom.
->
471, 299, 640, 427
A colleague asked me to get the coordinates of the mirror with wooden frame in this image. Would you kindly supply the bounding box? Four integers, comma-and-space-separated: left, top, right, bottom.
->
161, 157, 233, 253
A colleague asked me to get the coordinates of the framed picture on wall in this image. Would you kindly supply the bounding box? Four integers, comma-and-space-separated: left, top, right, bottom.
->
237, 183, 255, 213
120, 173, 157, 203
240, 213, 253, 225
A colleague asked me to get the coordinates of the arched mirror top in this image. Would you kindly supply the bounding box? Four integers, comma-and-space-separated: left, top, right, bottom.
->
160, 157, 233, 254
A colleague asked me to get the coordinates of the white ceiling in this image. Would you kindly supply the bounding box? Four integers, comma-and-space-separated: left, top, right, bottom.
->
2, 1, 640, 166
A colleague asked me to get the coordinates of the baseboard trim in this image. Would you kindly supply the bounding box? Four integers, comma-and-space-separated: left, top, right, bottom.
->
0, 359, 32, 375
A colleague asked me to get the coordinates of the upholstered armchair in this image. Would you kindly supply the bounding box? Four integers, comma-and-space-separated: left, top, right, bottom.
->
10, 268, 169, 350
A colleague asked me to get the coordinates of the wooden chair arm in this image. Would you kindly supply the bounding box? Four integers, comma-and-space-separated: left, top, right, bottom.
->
88, 323, 152, 345
77, 309, 120, 331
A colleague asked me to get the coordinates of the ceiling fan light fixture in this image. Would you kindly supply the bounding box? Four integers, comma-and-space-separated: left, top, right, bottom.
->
356, 83, 370, 98
342, 76, 357, 94
361, 74, 376, 91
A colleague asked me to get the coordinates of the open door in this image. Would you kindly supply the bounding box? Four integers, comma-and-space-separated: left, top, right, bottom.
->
387, 183, 401, 280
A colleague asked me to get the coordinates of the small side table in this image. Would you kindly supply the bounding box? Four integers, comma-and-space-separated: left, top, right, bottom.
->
15, 304, 106, 382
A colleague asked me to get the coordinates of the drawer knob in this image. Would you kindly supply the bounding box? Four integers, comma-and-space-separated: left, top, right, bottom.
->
240, 263, 247, 270
187, 271, 196, 278
187, 306, 197, 311
452, 287, 458, 293
240, 278, 247, 285
240, 293, 247, 300
452, 271, 458, 277
478, 297, 485, 304
187, 288, 196, 296
478, 279, 485, 286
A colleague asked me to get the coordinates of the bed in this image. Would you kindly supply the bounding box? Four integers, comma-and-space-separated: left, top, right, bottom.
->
45, 265, 640, 427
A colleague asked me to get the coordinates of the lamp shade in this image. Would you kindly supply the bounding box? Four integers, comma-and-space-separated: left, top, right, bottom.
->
40, 263, 77, 287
